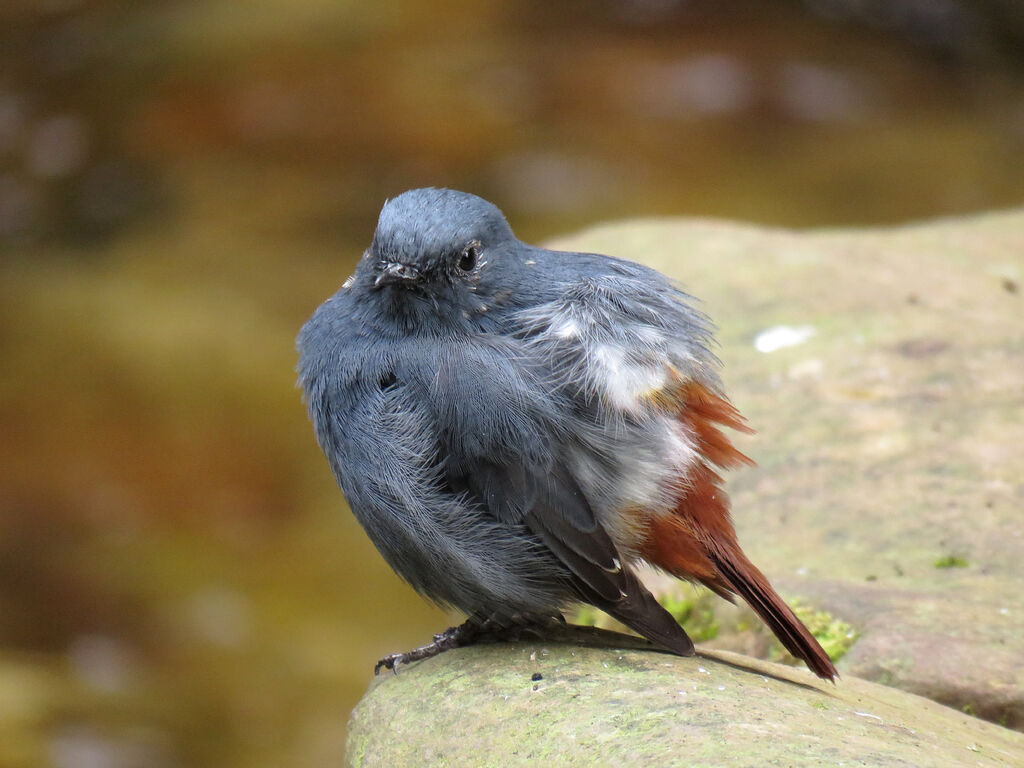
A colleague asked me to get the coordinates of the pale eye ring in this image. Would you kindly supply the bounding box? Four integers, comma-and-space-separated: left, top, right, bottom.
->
458, 243, 480, 272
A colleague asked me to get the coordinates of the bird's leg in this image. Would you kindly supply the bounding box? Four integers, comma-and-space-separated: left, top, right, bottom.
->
374, 623, 475, 674
373, 613, 662, 674
373, 612, 556, 674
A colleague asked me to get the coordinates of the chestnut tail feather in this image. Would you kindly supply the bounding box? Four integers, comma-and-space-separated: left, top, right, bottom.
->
707, 544, 837, 682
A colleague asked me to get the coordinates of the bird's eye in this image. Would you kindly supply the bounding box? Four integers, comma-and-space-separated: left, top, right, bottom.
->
458, 244, 480, 272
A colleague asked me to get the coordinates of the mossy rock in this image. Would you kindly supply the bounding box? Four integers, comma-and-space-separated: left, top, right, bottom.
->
346, 642, 1023, 767
548, 210, 1024, 730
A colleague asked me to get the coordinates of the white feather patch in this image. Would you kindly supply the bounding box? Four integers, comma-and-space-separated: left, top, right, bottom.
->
664, 420, 699, 473
592, 343, 667, 411
552, 317, 579, 339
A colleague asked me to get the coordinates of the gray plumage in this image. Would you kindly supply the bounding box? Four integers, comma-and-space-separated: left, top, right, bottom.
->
297, 188, 724, 657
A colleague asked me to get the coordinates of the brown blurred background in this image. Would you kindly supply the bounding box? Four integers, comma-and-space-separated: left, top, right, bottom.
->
1, 1, 1023, 766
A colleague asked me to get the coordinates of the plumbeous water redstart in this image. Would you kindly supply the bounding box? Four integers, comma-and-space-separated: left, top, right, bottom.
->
297, 188, 836, 681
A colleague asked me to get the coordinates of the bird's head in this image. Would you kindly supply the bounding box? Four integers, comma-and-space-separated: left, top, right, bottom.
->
356, 189, 514, 323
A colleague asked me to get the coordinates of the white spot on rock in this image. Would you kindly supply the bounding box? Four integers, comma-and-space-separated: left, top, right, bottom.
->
754, 325, 816, 353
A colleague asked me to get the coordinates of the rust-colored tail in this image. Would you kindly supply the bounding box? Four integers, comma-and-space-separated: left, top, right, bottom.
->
705, 541, 837, 681
644, 510, 837, 682
641, 379, 837, 681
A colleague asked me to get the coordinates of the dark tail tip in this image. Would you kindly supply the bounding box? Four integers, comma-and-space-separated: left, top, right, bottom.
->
710, 548, 838, 682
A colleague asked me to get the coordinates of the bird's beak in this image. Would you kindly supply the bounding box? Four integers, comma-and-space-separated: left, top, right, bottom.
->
374, 262, 420, 287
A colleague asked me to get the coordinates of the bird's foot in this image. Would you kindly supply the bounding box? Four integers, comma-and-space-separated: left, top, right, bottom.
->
373, 614, 561, 675
374, 622, 478, 675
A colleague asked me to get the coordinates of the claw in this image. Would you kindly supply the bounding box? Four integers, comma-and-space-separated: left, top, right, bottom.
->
374, 654, 404, 675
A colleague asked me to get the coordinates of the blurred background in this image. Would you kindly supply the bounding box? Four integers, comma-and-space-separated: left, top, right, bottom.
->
1, 1, 1023, 766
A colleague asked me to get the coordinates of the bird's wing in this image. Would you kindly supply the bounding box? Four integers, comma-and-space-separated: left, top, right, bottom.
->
430, 339, 622, 600
431, 337, 695, 655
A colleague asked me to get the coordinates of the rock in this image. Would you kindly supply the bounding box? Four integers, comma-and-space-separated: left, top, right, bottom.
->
345, 211, 1024, 763
346, 642, 1024, 767
545, 210, 1024, 729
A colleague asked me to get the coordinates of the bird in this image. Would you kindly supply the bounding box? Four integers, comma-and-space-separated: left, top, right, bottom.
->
296, 187, 837, 681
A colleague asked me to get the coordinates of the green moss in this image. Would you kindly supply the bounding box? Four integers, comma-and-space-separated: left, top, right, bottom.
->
659, 591, 721, 642
783, 598, 858, 663
580, 592, 854, 663
574, 588, 719, 642
574, 605, 602, 628
933, 554, 969, 569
